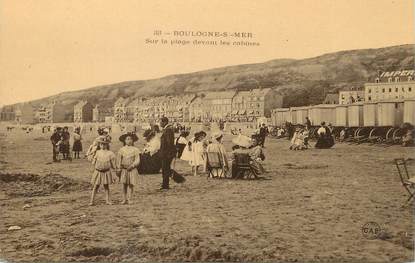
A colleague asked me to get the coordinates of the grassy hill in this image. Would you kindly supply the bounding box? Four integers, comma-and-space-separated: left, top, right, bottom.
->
15, 44, 415, 110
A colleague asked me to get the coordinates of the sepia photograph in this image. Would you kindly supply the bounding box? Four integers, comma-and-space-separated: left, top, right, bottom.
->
0, 1, 414, 262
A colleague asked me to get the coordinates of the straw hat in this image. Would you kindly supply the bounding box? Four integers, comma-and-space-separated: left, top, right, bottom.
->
194, 131, 207, 139
211, 131, 223, 141
232, 134, 252, 148
119, 132, 139, 143
96, 136, 111, 144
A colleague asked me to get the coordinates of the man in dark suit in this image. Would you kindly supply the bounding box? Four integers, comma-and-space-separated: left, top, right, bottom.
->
159, 117, 176, 190
259, 123, 269, 147
50, 127, 62, 162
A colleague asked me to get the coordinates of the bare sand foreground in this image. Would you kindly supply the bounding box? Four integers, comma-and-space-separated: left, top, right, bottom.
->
0, 126, 414, 263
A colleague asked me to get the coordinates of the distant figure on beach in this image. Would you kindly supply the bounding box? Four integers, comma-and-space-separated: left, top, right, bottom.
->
72, 127, 82, 159
259, 123, 269, 147
305, 117, 312, 130
59, 126, 71, 160
315, 122, 335, 149
50, 127, 62, 162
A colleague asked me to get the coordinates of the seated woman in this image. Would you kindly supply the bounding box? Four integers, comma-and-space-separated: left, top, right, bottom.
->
289, 126, 308, 150
249, 137, 266, 175
402, 123, 414, 147
231, 134, 265, 178
137, 128, 162, 174
315, 122, 335, 149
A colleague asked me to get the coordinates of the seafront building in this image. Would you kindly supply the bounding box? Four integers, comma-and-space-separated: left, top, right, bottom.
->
364, 70, 415, 102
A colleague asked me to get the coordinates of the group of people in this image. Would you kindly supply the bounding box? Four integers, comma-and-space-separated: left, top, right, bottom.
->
44, 115, 355, 206
174, 128, 266, 179
87, 117, 176, 205
50, 126, 73, 162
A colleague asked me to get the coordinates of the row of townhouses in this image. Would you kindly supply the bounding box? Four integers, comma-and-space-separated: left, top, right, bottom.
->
112, 88, 283, 123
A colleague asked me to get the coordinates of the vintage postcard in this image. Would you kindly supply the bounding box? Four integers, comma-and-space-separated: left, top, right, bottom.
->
0, 1, 414, 262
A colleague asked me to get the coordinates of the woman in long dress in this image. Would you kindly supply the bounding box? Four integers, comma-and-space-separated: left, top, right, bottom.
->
138, 128, 162, 174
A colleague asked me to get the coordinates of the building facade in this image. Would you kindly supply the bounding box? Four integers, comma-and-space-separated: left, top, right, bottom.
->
0, 106, 15, 121
365, 70, 415, 102
323, 93, 339, 104
73, 101, 93, 123
339, 88, 365, 104
92, 105, 105, 122
36, 102, 67, 123
113, 97, 130, 122
231, 88, 283, 121
204, 91, 237, 121
15, 103, 35, 124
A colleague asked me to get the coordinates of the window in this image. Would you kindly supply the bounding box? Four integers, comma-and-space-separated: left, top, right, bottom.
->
368, 96, 371, 101
382, 88, 385, 93
375, 78, 380, 83
388, 78, 392, 83
396, 87, 398, 92
409, 87, 412, 92
389, 88, 392, 92
402, 87, 405, 92
368, 89, 371, 93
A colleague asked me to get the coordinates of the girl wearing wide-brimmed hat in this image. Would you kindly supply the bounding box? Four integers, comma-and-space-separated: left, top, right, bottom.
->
116, 132, 141, 204
89, 136, 116, 206
189, 131, 207, 176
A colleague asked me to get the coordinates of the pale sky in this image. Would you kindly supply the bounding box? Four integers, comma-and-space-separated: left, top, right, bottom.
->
0, 0, 414, 106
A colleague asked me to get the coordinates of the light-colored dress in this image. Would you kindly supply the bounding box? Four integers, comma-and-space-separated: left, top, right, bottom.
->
144, 133, 161, 156
206, 142, 229, 178
117, 146, 141, 186
180, 137, 194, 162
190, 140, 206, 167
249, 146, 265, 174
91, 150, 116, 185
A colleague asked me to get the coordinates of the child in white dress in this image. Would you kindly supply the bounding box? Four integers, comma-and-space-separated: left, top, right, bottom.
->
116, 133, 141, 204
89, 137, 116, 206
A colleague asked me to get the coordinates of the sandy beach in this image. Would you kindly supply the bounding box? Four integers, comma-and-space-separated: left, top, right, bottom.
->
0, 127, 414, 262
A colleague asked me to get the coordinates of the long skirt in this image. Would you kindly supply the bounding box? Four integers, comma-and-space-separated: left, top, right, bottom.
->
120, 168, 140, 186
91, 170, 113, 186
137, 152, 162, 174
315, 136, 335, 149
72, 140, 82, 152
250, 160, 265, 175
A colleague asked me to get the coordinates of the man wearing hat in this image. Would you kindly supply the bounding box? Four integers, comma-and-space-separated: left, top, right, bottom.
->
159, 117, 176, 190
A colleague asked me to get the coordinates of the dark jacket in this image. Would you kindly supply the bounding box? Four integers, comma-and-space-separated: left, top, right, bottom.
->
160, 124, 176, 159
50, 132, 61, 145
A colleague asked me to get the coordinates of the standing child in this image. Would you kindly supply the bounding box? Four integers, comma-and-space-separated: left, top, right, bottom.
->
190, 131, 207, 176
89, 137, 116, 206
72, 127, 83, 159
116, 132, 141, 204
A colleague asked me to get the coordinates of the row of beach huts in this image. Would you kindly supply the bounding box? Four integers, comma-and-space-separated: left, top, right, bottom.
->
271, 98, 415, 144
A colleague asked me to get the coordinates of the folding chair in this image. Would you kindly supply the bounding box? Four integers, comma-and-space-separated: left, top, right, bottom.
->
395, 158, 415, 204
233, 153, 256, 180
206, 152, 227, 179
